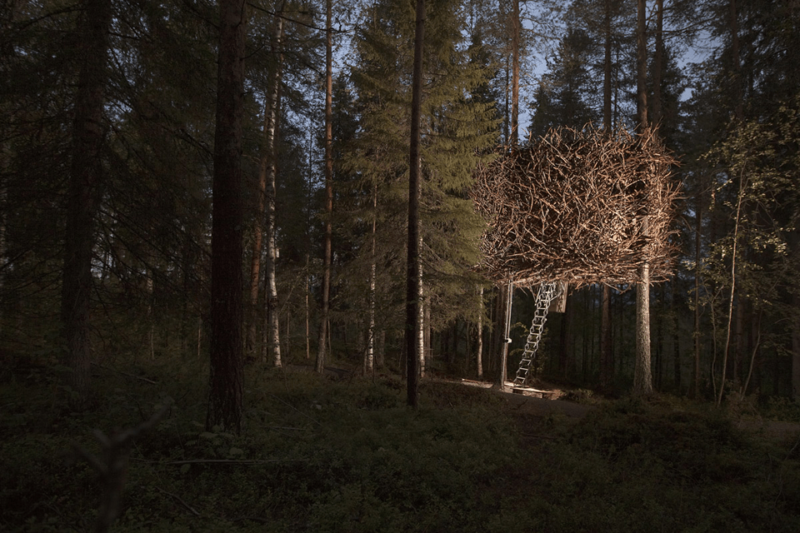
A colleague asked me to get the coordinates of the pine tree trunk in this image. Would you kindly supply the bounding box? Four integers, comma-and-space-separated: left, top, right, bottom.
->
636, 0, 648, 130
730, 0, 743, 121
559, 292, 573, 379
497, 281, 512, 390
305, 254, 310, 359
510, 0, 520, 146
60, 0, 112, 404
633, 0, 652, 396
365, 185, 377, 375
316, 0, 334, 374
672, 281, 681, 392
248, 2, 286, 359
792, 293, 800, 400
207, 0, 246, 434
405, 0, 425, 408
603, 0, 612, 130
421, 286, 429, 378
634, 262, 653, 395
653, 0, 664, 126
477, 286, 484, 379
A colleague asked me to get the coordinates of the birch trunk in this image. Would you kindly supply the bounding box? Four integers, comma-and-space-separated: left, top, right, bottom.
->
247, 2, 286, 359
263, 9, 286, 368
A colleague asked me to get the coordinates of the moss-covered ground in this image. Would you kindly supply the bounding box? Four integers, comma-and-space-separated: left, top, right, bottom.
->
2, 356, 799, 532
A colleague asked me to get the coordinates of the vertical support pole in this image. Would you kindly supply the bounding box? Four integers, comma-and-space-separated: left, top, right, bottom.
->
498, 280, 513, 391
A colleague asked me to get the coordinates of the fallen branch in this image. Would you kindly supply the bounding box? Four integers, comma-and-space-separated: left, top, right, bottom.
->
155, 487, 201, 517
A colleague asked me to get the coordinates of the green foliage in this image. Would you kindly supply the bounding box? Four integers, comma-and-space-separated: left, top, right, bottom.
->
3, 356, 800, 532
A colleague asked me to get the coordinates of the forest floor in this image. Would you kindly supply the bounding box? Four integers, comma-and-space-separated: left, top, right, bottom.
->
2, 355, 800, 532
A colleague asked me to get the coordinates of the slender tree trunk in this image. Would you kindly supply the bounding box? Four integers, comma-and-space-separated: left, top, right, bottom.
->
305, 254, 310, 359
60, 0, 112, 404
146, 270, 155, 360
497, 281, 513, 390
599, 0, 615, 392
634, 262, 653, 395
671, 281, 681, 392
653, 0, 664, 127
247, 2, 286, 358
633, 0, 652, 396
316, 0, 334, 374
559, 292, 574, 379
717, 172, 745, 406
421, 282, 428, 378
792, 293, 800, 400
477, 286, 484, 379
730, 0, 744, 121
365, 185, 377, 375
207, 0, 246, 434
405, 0, 425, 408
603, 0, 612, 130
694, 194, 703, 398
503, 54, 510, 148
636, 0, 648, 131
263, 11, 285, 368
510, 0, 520, 146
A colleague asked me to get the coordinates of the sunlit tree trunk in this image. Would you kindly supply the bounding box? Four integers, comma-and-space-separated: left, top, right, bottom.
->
263, 9, 286, 368
248, 1, 286, 359
633, 0, 652, 396
60, 0, 112, 404
207, 0, 246, 433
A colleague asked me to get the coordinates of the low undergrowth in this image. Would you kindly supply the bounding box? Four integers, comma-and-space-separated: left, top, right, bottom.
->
1, 356, 799, 532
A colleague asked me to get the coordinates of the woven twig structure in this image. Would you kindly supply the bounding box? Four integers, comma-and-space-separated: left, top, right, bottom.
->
472, 126, 680, 289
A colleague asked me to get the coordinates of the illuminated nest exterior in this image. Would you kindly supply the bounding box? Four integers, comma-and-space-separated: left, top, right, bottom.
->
472, 126, 681, 289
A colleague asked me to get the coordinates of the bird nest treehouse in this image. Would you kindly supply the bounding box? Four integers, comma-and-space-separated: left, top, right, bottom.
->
471, 125, 680, 388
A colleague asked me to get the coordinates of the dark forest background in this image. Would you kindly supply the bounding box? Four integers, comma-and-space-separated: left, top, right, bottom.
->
2, 0, 800, 414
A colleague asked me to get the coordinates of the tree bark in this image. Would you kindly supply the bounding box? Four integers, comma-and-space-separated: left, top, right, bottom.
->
405, 0, 425, 408
636, 0, 648, 131
634, 262, 653, 395
365, 184, 377, 375
207, 0, 246, 434
652, 0, 664, 127
792, 293, 800, 400
559, 292, 573, 379
263, 9, 286, 368
603, 0, 612, 130
248, 2, 286, 359
730, 0, 743, 121
694, 189, 703, 398
316, 0, 334, 374
477, 286, 484, 379
599, 0, 614, 392
497, 281, 513, 390
510, 0, 520, 146
633, 0, 652, 396
60, 0, 112, 404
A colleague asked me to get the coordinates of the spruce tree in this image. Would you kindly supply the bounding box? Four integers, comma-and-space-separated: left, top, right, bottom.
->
349, 0, 498, 370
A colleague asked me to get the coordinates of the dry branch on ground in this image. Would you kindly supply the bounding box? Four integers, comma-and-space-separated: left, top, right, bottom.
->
472, 126, 680, 289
